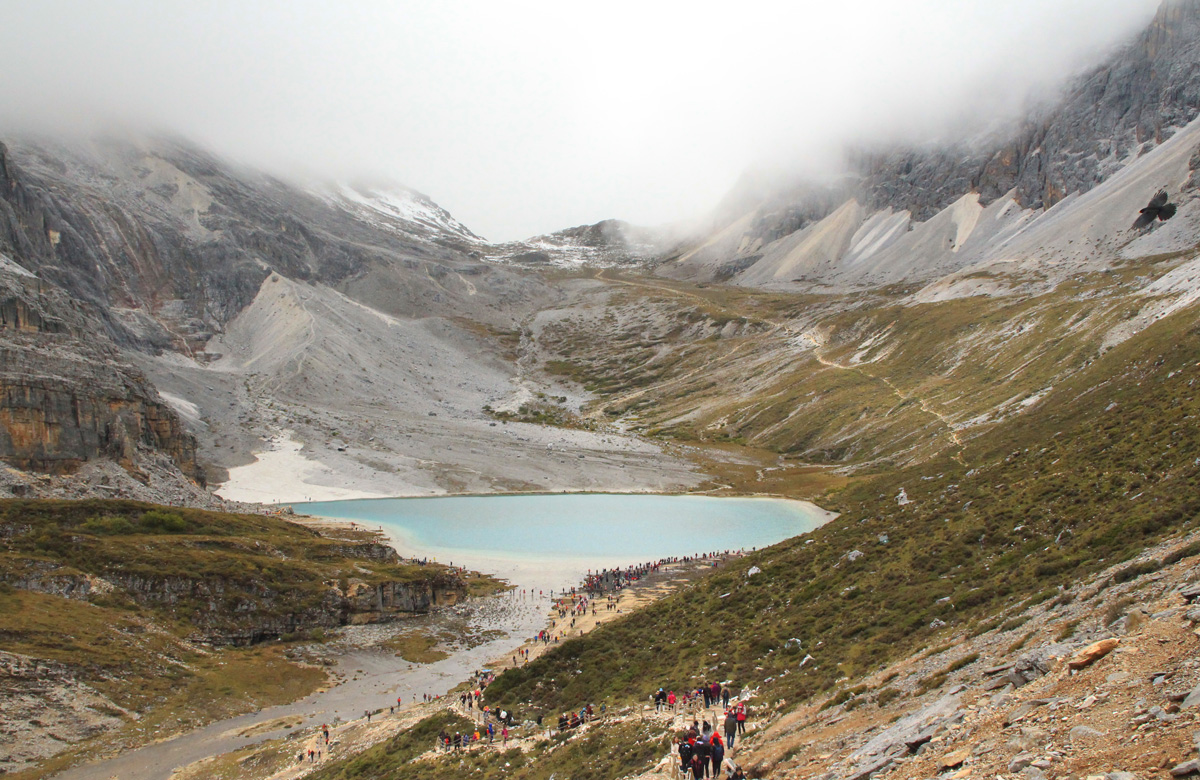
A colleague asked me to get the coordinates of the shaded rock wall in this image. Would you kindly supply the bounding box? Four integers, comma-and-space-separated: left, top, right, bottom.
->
12, 568, 468, 645
0, 275, 203, 482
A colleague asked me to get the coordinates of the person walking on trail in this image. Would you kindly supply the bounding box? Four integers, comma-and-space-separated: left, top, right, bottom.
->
679, 737, 694, 774
724, 708, 738, 749
736, 703, 747, 734
711, 732, 725, 776
501, 726, 509, 747
721, 686, 731, 709
694, 734, 712, 778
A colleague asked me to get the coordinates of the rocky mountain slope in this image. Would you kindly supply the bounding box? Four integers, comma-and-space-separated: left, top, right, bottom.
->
662, 0, 1200, 290
1, 2, 1198, 499
0, 135, 707, 498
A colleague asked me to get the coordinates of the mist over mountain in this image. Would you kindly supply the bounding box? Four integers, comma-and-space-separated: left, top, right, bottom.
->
0, 1, 1159, 241
0, 0, 1197, 500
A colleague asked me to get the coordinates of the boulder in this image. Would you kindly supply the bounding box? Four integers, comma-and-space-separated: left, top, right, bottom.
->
1069, 725, 1106, 740
1005, 703, 1036, 727
1009, 754, 1035, 773
940, 749, 971, 769
1067, 639, 1119, 670
1021, 768, 1047, 780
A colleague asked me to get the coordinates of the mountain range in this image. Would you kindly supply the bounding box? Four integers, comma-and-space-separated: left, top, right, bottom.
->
0, 0, 1198, 507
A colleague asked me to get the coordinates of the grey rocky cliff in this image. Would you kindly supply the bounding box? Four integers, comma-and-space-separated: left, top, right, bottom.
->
0, 136, 548, 352
858, 0, 1200, 219
0, 273, 204, 482
665, 0, 1200, 285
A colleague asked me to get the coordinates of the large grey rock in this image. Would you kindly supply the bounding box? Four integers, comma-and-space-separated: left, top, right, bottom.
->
1009, 754, 1034, 773
844, 693, 963, 777
1070, 725, 1107, 740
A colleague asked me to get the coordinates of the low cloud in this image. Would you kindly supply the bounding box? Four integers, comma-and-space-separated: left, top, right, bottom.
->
0, 1, 1159, 240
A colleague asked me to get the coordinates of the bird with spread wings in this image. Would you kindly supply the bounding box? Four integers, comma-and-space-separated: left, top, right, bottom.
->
1132, 189, 1177, 229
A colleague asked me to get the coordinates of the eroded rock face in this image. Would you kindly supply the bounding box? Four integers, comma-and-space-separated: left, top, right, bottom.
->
12, 565, 469, 645
341, 575, 468, 626
0, 651, 128, 776
681, 0, 1200, 282
0, 275, 203, 482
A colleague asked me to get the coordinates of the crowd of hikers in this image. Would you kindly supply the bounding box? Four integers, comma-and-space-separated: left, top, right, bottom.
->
336, 552, 754, 765
438, 721, 511, 750
512, 552, 742, 655
655, 682, 750, 779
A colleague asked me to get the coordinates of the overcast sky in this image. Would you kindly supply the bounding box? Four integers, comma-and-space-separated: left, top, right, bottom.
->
0, 1, 1160, 241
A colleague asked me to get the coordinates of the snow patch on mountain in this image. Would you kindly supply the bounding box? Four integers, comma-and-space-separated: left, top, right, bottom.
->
332, 184, 485, 244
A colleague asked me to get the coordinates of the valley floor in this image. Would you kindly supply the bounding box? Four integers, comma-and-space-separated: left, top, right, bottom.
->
27, 539, 715, 780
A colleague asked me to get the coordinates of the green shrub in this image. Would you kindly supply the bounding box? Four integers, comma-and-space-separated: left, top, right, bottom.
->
140, 510, 190, 533
1112, 559, 1162, 584
81, 515, 136, 535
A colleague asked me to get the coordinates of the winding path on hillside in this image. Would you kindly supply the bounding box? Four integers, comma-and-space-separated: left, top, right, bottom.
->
590, 268, 968, 464
47, 597, 544, 780
808, 345, 967, 464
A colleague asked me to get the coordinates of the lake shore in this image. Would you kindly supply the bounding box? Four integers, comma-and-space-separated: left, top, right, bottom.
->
166, 553, 721, 780
40, 496, 817, 780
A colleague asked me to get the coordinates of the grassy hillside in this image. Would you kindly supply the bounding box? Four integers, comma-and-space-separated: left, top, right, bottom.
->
537, 263, 1165, 470
0, 500, 483, 778
485, 297, 1200, 714
309, 710, 669, 780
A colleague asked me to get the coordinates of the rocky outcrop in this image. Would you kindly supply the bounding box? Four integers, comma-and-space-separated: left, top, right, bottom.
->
0, 651, 128, 776
0, 274, 203, 482
340, 575, 468, 626
11, 566, 468, 646
858, 0, 1200, 219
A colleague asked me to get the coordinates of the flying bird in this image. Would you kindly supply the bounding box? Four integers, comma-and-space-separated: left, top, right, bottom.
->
1132, 189, 1177, 229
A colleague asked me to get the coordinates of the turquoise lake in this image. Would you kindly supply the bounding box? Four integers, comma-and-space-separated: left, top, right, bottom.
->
296, 493, 832, 588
